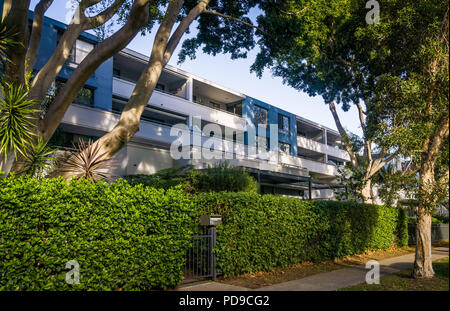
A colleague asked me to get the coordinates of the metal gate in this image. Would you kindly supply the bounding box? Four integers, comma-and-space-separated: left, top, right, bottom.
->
183, 226, 217, 281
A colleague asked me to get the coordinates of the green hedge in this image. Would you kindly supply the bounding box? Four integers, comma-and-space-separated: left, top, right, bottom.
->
125, 165, 258, 194
194, 193, 408, 277
0, 176, 193, 290
0, 176, 408, 288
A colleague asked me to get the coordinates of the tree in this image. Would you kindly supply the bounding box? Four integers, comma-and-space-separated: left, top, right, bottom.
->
360, 0, 448, 277
249, 0, 401, 203
1, 0, 259, 176
251, 0, 448, 278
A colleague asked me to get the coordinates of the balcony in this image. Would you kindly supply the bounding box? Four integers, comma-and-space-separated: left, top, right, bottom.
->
278, 152, 338, 177
61, 104, 340, 178
297, 136, 350, 161
112, 77, 246, 131
61, 104, 175, 146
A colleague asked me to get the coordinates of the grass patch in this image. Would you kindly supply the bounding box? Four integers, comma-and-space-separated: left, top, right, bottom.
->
218, 246, 415, 289
340, 257, 449, 291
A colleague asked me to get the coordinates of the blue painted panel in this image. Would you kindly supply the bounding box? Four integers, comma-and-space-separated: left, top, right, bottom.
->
243, 96, 298, 156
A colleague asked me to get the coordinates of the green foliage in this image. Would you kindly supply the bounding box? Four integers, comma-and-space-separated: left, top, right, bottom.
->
178, 1, 259, 63
0, 82, 38, 162
362, 0, 449, 210
125, 164, 258, 194
0, 176, 193, 290
433, 214, 449, 224
372, 164, 418, 207
0, 15, 19, 65
408, 216, 448, 225
193, 193, 408, 277
17, 137, 56, 179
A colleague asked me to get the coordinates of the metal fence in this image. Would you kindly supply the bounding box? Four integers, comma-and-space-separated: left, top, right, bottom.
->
183, 226, 217, 281
408, 224, 449, 244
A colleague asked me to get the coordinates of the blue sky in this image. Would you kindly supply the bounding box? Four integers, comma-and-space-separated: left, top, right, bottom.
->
30, 0, 362, 136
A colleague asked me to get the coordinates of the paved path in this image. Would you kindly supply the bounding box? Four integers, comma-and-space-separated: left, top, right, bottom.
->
176, 247, 449, 291
176, 281, 249, 291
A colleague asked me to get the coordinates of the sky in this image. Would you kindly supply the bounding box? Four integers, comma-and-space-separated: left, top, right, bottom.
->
29, 0, 363, 136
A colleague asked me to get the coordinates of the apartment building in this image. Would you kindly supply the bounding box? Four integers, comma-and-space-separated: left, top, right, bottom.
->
5, 12, 351, 199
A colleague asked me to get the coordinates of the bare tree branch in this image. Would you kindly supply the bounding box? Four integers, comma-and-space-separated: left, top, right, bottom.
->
328, 101, 358, 168
28, 0, 124, 103
41, 0, 150, 142
163, 0, 210, 65
86, 0, 125, 27
25, 0, 54, 76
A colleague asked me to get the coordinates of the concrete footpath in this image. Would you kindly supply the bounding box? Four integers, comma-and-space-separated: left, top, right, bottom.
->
176, 247, 449, 291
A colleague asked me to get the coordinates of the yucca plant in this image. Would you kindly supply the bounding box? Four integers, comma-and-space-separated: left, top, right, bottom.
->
59, 138, 117, 182
0, 16, 19, 64
0, 82, 38, 162
18, 137, 56, 178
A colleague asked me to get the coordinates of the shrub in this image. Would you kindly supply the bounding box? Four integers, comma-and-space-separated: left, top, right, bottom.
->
193, 193, 408, 277
0, 176, 193, 290
407, 216, 446, 224
125, 164, 258, 194
433, 214, 449, 224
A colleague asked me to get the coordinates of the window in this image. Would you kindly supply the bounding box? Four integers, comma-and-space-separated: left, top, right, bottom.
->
279, 142, 290, 154
256, 136, 270, 151
254, 105, 268, 127
73, 87, 94, 107
278, 114, 290, 134
113, 68, 121, 78
47, 80, 94, 107
72, 39, 94, 64
58, 31, 95, 65
210, 101, 221, 109
156, 83, 165, 91
227, 102, 242, 116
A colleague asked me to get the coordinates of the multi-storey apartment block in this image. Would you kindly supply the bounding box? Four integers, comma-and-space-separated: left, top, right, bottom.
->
3, 12, 351, 199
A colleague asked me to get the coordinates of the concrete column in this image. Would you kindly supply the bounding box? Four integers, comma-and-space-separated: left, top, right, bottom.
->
323, 128, 328, 163
186, 77, 193, 102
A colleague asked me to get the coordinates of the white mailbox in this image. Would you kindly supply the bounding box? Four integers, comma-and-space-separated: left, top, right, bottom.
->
200, 214, 222, 226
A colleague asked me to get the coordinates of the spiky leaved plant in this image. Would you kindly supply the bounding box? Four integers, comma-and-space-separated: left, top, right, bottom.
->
59, 138, 117, 182
0, 82, 38, 162
18, 137, 56, 179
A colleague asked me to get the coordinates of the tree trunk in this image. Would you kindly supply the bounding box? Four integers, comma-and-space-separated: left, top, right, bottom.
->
413, 164, 435, 278
360, 179, 374, 204
3, 0, 31, 86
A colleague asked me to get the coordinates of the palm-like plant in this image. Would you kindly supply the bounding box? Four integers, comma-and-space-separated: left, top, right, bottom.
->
0, 82, 38, 162
0, 16, 19, 64
59, 138, 117, 182
18, 137, 56, 178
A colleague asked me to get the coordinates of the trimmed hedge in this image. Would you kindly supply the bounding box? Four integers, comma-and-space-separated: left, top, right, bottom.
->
0, 176, 408, 288
194, 193, 408, 277
0, 176, 193, 290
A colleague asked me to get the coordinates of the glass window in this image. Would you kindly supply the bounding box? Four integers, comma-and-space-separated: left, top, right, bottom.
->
254, 105, 268, 127
210, 101, 221, 109
113, 68, 121, 77
58, 31, 95, 65
74, 39, 94, 64
256, 136, 269, 151
227, 102, 242, 116
73, 87, 94, 107
279, 142, 290, 154
49, 80, 94, 107
278, 114, 290, 134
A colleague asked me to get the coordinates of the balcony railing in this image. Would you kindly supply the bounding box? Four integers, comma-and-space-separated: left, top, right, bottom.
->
297, 136, 350, 161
